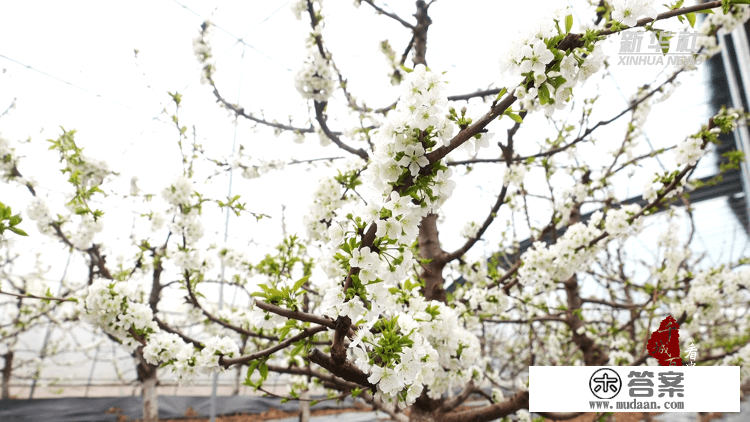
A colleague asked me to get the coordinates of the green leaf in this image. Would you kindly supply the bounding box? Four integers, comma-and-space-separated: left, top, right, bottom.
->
259, 362, 269, 381
399, 65, 413, 73
310, 400, 319, 407
504, 111, 524, 123
565, 14, 573, 33
8, 227, 28, 236
246, 360, 260, 380
694, 9, 714, 14
538, 84, 551, 105
290, 342, 304, 356
496, 87, 507, 100
293, 275, 310, 293
686, 12, 696, 27
652, 29, 673, 55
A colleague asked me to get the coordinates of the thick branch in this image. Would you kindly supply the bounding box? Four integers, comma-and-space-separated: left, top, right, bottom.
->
254, 299, 342, 331
307, 348, 375, 390
220, 326, 327, 367
412, 0, 432, 66
537, 412, 586, 420
154, 316, 204, 349
314, 101, 369, 159
443, 389, 529, 422
426, 94, 517, 165
441, 382, 478, 412
266, 364, 362, 392
419, 213, 447, 302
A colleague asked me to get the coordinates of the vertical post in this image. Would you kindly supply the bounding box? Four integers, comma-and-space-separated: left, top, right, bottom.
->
29, 251, 72, 398
84, 343, 101, 397
2, 351, 13, 399
210, 44, 245, 422
729, 26, 750, 228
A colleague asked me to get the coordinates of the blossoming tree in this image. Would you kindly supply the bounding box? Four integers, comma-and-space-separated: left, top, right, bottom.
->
3, 1, 750, 422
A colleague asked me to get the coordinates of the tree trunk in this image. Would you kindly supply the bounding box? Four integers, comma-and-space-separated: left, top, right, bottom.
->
408, 406, 443, 422
137, 351, 159, 422
418, 213, 447, 303
407, 391, 445, 422
299, 390, 311, 422
412, 0, 432, 66
1, 351, 12, 399
142, 369, 158, 422
232, 365, 242, 395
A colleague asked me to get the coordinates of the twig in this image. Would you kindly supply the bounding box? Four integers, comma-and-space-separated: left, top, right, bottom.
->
360, 0, 415, 29
0, 289, 73, 302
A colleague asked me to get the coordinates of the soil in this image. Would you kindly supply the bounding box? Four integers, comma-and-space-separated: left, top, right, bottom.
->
121, 404, 724, 422
127, 402, 373, 422
542, 412, 661, 422
542, 412, 724, 422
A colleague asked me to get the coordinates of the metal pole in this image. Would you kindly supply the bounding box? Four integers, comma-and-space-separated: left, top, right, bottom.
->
29, 251, 72, 398
729, 26, 750, 227
84, 342, 101, 397
209, 44, 245, 422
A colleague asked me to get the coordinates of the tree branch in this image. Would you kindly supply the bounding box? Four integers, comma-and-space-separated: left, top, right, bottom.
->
314, 101, 369, 160
441, 381, 478, 412
266, 363, 363, 392
360, 0, 415, 29
598, 1, 724, 36
360, 389, 409, 422
220, 326, 327, 367
211, 84, 315, 133
444, 184, 508, 262
0, 289, 73, 302
447, 88, 504, 102
426, 94, 517, 165
537, 412, 586, 420
184, 279, 275, 340
581, 297, 641, 310
307, 347, 375, 390
484, 315, 567, 324
254, 299, 340, 331
443, 389, 529, 422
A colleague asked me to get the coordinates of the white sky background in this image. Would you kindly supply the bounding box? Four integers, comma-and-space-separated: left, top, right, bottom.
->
0, 0, 739, 389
